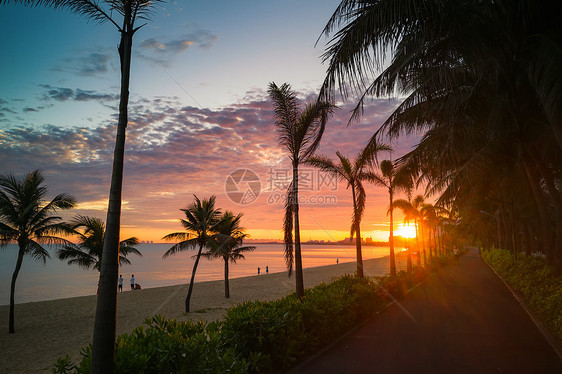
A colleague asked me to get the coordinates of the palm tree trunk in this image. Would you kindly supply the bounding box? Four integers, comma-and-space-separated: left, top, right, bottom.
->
389, 188, 396, 277
523, 159, 554, 264
185, 244, 204, 312
414, 220, 421, 267
91, 18, 133, 374
293, 162, 304, 298
406, 237, 412, 273
420, 223, 427, 266
351, 186, 364, 277
224, 257, 230, 298
9, 247, 24, 334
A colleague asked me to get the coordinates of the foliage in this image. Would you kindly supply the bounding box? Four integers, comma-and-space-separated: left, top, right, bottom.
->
53, 267, 453, 373
482, 249, 562, 342
57, 215, 141, 271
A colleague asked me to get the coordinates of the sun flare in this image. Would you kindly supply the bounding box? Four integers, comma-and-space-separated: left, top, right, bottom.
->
395, 223, 416, 239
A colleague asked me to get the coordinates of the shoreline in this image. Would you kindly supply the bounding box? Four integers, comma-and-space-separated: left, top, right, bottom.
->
0, 255, 400, 373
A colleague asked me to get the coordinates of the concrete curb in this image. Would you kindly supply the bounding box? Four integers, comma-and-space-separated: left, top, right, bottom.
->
285, 270, 436, 374
483, 258, 562, 363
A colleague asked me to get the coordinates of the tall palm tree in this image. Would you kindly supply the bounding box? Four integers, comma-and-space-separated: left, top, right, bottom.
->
162, 195, 221, 312
371, 160, 413, 277
307, 142, 389, 277
412, 195, 426, 266
268, 82, 334, 298
392, 198, 415, 273
0, 170, 75, 333
57, 215, 141, 271
3, 1, 165, 369
319, 1, 562, 274
203, 211, 255, 298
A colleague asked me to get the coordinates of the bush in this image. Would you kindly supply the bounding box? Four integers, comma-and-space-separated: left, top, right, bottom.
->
482, 249, 562, 343
54, 269, 440, 373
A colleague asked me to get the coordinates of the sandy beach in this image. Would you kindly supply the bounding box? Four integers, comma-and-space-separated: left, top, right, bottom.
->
0, 256, 397, 373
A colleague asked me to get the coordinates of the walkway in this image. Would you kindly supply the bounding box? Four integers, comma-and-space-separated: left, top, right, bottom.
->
289, 249, 562, 374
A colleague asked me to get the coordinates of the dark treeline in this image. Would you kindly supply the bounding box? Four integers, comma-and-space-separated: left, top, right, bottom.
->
320, 0, 562, 274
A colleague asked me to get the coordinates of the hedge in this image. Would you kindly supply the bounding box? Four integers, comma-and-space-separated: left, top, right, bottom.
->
53, 267, 437, 374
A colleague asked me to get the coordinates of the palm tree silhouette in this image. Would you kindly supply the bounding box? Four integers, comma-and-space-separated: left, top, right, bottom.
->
0, 170, 75, 333
268, 82, 334, 298
307, 142, 389, 277
57, 215, 141, 271
162, 195, 221, 312
3, 1, 164, 369
203, 211, 255, 298
371, 160, 412, 277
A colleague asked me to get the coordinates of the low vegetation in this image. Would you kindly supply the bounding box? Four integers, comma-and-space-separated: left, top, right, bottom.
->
482, 249, 562, 343
53, 266, 439, 374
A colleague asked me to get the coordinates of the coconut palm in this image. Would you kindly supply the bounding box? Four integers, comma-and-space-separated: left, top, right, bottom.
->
203, 211, 255, 298
307, 142, 389, 277
319, 1, 562, 273
392, 199, 416, 273
57, 215, 141, 271
162, 195, 221, 312
268, 82, 334, 298
3, 0, 165, 369
412, 195, 426, 266
370, 160, 413, 277
0, 170, 75, 333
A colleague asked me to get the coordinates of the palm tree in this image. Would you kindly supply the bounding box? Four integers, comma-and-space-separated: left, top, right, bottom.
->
203, 211, 255, 298
0, 170, 75, 333
392, 198, 416, 273
412, 195, 426, 266
57, 215, 141, 271
268, 82, 334, 298
371, 160, 413, 277
3, 1, 164, 369
318, 1, 562, 274
162, 195, 221, 312
307, 142, 389, 277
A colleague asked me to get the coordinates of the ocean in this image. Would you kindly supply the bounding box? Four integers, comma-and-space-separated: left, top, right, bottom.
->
0, 243, 399, 305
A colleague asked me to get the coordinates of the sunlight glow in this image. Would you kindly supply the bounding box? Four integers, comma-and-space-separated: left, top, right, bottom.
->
395, 223, 416, 239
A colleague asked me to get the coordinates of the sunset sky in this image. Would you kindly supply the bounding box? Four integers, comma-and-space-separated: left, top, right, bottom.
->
0, 1, 424, 243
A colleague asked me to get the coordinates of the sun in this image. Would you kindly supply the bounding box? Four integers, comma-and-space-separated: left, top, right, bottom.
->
395, 223, 416, 239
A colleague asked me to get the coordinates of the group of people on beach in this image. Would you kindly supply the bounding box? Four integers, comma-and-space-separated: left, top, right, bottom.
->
257, 266, 269, 275
117, 274, 141, 291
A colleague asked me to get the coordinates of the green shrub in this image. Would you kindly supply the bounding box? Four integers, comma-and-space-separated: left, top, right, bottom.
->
54, 269, 437, 374
482, 249, 562, 342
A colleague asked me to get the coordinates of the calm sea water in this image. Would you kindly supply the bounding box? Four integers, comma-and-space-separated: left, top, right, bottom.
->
0, 243, 397, 305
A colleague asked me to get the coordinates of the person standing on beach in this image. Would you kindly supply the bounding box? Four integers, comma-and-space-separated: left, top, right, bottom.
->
130, 274, 135, 290
257, 267, 261, 275
118, 275, 123, 292
266, 266, 269, 274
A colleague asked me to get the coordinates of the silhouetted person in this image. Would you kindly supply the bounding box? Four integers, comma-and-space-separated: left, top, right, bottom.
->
257, 267, 261, 275
130, 274, 135, 290
118, 275, 123, 292
266, 265, 269, 274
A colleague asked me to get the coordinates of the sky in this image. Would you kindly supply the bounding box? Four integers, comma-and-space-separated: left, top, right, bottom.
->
0, 1, 423, 243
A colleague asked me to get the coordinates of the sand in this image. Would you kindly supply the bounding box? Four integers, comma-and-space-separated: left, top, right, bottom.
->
0, 255, 400, 373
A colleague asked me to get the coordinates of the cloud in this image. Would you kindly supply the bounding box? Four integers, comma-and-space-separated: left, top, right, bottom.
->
140, 31, 217, 54
138, 31, 218, 67
40, 85, 118, 103
0, 91, 415, 241
23, 107, 39, 113
52, 52, 114, 77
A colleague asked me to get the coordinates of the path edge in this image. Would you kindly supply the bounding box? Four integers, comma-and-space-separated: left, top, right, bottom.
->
484, 258, 562, 362
285, 270, 436, 374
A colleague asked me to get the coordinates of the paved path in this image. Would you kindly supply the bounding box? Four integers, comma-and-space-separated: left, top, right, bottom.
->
290, 249, 562, 374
